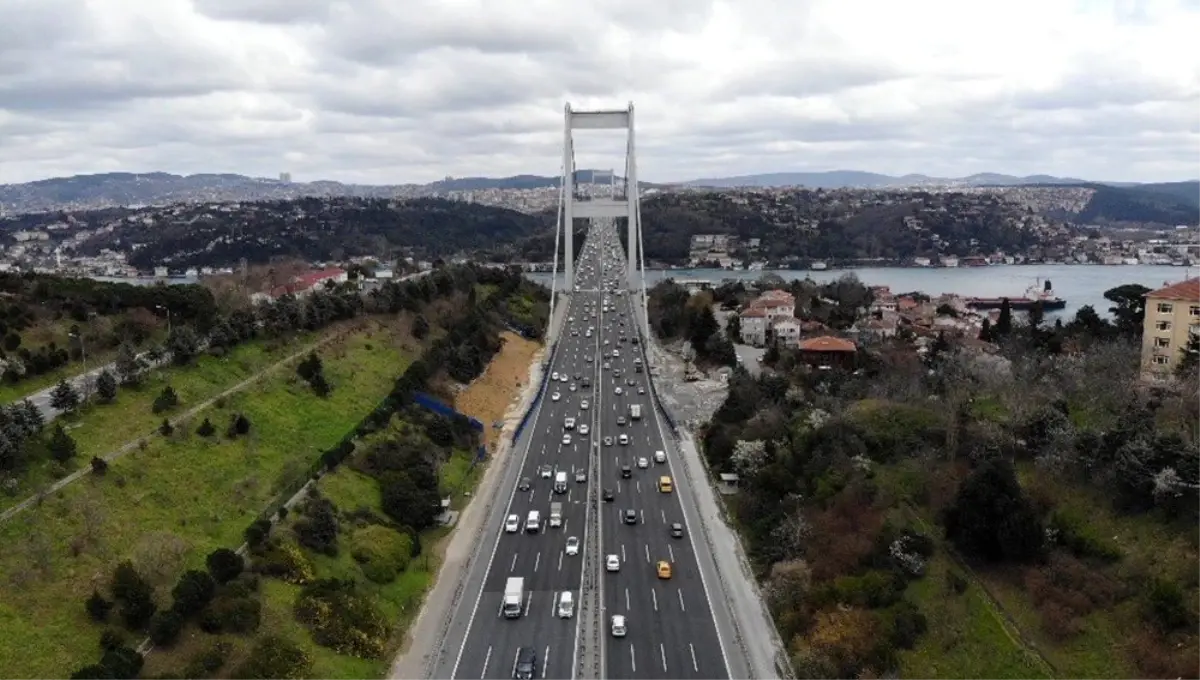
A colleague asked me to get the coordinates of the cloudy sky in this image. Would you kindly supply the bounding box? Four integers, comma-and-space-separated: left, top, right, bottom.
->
0, 0, 1197, 185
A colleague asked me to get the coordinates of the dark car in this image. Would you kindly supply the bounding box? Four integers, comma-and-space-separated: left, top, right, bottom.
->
624, 509, 638, 525
518, 477, 531, 492
621, 465, 632, 478
603, 488, 614, 502
514, 646, 536, 679
671, 522, 684, 538
581, 378, 591, 388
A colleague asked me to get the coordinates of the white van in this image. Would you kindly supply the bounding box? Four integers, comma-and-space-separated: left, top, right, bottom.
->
554, 471, 568, 494
654, 449, 666, 464
525, 510, 541, 533
557, 591, 574, 618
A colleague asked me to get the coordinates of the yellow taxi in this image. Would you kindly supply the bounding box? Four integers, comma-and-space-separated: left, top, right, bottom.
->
658, 476, 672, 493
656, 560, 672, 579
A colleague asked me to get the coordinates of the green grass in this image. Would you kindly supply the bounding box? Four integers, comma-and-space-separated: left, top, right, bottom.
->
0, 325, 412, 678
0, 332, 329, 512
900, 553, 1050, 679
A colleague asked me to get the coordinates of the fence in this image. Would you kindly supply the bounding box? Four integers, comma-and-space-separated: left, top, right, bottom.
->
412, 391, 484, 431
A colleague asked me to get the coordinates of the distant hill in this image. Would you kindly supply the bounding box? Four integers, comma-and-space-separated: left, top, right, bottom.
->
678, 170, 1095, 189
1073, 182, 1199, 225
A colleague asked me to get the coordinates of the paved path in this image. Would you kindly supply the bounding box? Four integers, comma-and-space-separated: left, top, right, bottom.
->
0, 331, 346, 525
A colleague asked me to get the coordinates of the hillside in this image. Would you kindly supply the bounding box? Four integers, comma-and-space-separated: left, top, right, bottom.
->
679, 170, 1095, 189
1069, 183, 1198, 225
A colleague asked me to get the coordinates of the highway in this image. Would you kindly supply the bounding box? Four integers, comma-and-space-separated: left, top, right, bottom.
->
591, 232, 729, 680
446, 229, 609, 680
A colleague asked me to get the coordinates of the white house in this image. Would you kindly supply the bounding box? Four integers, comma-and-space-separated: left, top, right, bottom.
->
739, 308, 769, 346
773, 317, 801, 347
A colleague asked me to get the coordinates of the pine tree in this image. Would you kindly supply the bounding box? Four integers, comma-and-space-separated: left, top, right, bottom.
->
978, 318, 992, 342
96, 370, 118, 403
196, 418, 216, 437
151, 386, 179, 414
48, 424, 78, 463
50, 379, 81, 412
159, 419, 174, 436
995, 298, 1013, 336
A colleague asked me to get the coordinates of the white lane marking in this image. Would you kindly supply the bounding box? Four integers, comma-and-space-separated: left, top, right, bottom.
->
480, 645, 492, 679
511, 648, 520, 678
651, 588, 658, 611
524, 591, 532, 617
563, 518, 569, 533
662, 643, 669, 672
640, 509, 645, 524
558, 551, 563, 571
636, 481, 641, 494
510, 553, 517, 572
616, 480, 622, 493
689, 643, 698, 672
625, 587, 630, 610
630, 644, 637, 672
644, 544, 650, 563
661, 509, 666, 524
543, 646, 550, 677
668, 544, 675, 563
621, 544, 626, 562
678, 588, 686, 612
551, 591, 557, 617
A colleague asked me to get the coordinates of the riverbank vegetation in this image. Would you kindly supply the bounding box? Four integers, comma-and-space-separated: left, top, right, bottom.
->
693, 282, 1198, 678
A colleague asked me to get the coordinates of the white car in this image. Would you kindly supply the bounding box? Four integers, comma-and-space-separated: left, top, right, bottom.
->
560, 374, 569, 383
611, 614, 627, 637
552, 371, 560, 381
551, 392, 561, 402
579, 424, 590, 436
565, 536, 580, 556
614, 387, 623, 396
637, 387, 645, 395
569, 384, 577, 392
564, 417, 576, 430
618, 434, 629, 445
637, 457, 648, 469
562, 434, 572, 446
654, 450, 666, 464
605, 554, 620, 572
581, 400, 590, 410
504, 514, 520, 533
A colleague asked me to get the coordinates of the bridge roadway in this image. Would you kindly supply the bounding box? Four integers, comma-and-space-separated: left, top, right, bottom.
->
439, 223, 730, 679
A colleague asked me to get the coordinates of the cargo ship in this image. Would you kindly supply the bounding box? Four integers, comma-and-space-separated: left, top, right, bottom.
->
966, 279, 1067, 311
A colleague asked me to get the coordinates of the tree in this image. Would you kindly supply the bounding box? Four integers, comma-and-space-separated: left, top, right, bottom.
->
159, 418, 174, 436
412, 314, 430, 340
296, 352, 322, 382
151, 385, 179, 414
90, 456, 109, 475
196, 418, 216, 437
205, 548, 245, 583
167, 325, 202, 365
994, 299, 1013, 336
1104, 283, 1152, 338
309, 371, 331, 397
149, 609, 184, 646
1176, 333, 1199, 380
114, 342, 145, 386
171, 569, 216, 615
50, 378, 81, 412
233, 635, 312, 679
978, 318, 992, 342
86, 590, 113, 622
1028, 300, 1045, 329
95, 370, 118, 403
726, 313, 742, 343
110, 561, 156, 630
228, 413, 251, 437
943, 459, 1044, 563
48, 424, 78, 463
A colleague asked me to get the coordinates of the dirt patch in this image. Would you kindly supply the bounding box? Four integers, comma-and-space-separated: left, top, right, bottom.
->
453, 332, 541, 449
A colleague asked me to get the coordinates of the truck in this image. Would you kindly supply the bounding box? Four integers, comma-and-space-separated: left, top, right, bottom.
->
629, 404, 642, 421
503, 577, 525, 618
549, 502, 563, 527
554, 471, 568, 494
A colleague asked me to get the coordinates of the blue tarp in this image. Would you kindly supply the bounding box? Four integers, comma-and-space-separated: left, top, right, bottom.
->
412, 391, 484, 431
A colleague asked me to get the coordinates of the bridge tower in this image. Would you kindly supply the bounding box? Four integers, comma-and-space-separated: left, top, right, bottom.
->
556, 102, 645, 294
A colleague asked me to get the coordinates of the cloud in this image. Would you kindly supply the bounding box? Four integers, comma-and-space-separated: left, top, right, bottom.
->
0, 0, 1197, 185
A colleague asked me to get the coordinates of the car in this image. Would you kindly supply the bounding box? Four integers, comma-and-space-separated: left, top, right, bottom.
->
569, 383, 577, 392
611, 614, 627, 637
540, 465, 553, 479
551, 372, 560, 381
575, 470, 587, 483
621, 465, 632, 478
551, 391, 561, 402
574, 373, 582, 380
657, 561, 672, 579
670, 522, 684, 538
518, 477, 531, 491
581, 400, 590, 410
616, 416, 626, 426
637, 386, 645, 394
581, 378, 591, 388
514, 646, 537, 680
564, 417, 576, 430
606, 554, 620, 572
571, 329, 578, 336
627, 378, 636, 386
603, 362, 610, 370
637, 457, 648, 468
603, 436, 614, 447
602, 488, 614, 502
631, 337, 639, 344
614, 387, 623, 396
562, 434, 572, 446
565, 536, 580, 555
618, 434, 629, 445
654, 450, 666, 464
623, 509, 638, 525
578, 424, 589, 436
560, 374, 569, 383
505, 514, 520, 533
587, 356, 594, 363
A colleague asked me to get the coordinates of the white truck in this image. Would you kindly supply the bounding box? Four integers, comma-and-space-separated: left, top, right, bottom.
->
629, 404, 642, 421
503, 577, 525, 618
549, 502, 563, 528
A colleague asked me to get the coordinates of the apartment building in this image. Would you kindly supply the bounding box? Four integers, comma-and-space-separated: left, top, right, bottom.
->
1140, 278, 1200, 381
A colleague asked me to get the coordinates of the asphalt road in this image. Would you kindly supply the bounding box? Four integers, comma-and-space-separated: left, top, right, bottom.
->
445, 232, 612, 680
594, 263, 729, 678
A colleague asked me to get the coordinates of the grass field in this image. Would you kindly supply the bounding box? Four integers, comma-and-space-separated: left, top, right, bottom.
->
0, 330, 339, 512
0, 322, 413, 677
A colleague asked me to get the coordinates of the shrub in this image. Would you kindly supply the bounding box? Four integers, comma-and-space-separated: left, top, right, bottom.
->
349, 525, 413, 583
159, 419, 174, 436
151, 386, 179, 414
879, 599, 928, 649
1145, 578, 1193, 631
119, 592, 156, 630
228, 413, 251, 437
171, 569, 216, 615
183, 642, 231, 679
254, 542, 314, 585
199, 595, 262, 634
294, 579, 388, 658
149, 609, 184, 646
196, 418, 216, 437
205, 548, 244, 584
99, 646, 143, 679
244, 518, 272, 547
86, 590, 113, 622
293, 497, 339, 556
90, 457, 108, 475
70, 664, 110, 679
944, 569, 968, 595
98, 629, 124, 651
233, 635, 311, 679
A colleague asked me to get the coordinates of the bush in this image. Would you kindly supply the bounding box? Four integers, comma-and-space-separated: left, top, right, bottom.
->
294, 497, 339, 556
149, 609, 184, 646
293, 579, 389, 658
232, 635, 311, 679
159, 419, 174, 436
349, 525, 413, 583
98, 629, 124, 651
183, 642, 231, 679
152, 386, 179, 414
196, 417, 216, 437
70, 664, 110, 679
199, 595, 262, 634
227, 413, 251, 437
119, 592, 156, 630
945, 569, 968, 595
86, 590, 113, 622
880, 599, 928, 649
254, 542, 314, 585
100, 646, 143, 679
205, 548, 244, 584
90, 456, 108, 475
244, 518, 272, 547
1146, 578, 1192, 631
171, 569, 216, 616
